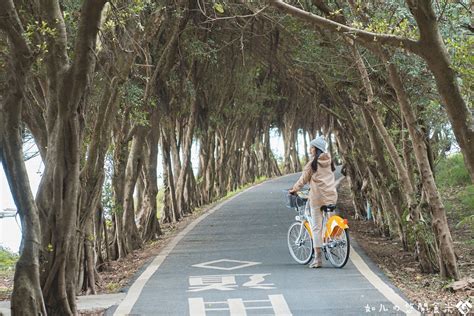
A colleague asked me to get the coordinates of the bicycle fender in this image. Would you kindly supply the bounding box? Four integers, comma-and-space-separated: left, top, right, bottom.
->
325, 215, 349, 238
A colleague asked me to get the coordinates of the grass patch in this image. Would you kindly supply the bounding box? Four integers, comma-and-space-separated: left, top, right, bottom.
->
105, 282, 120, 292
455, 185, 474, 229
435, 153, 471, 187
436, 153, 474, 230
459, 185, 474, 209
0, 246, 18, 271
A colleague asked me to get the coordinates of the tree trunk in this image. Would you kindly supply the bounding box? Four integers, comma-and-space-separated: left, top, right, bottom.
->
351, 45, 416, 207
401, 117, 416, 190
35, 2, 107, 313
77, 63, 129, 291
406, 0, 474, 184
303, 130, 309, 164
282, 125, 292, 173
205, 132, 216, 202
382, 51, 459, 279
111, 119, 131, 259
161, 126, 180, 223
1, 118, 47, 315
351, 44, 439, 272
121, 130, 145, 253
176, 100, 198, 215
216, 129, 228, 197
139, 110, 162, 241
361, 108, 408, 250
0, 2, 46, 314
170, 118, 182, 185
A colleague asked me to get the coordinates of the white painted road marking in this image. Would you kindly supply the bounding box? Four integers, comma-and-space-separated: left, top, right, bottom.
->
188, 273, 276, 292
350, 246, 421, 315
188, 298, 206, 316
228, 298, 247, 315
113, 183, 266, 315
269, 294, 293, 315
242, 273, 275, 289
188, 294, 292, 316
188, 275, 238, 292
192, 259, 261, 271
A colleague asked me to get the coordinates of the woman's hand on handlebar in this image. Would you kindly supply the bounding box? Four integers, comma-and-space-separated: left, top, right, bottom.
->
289, 188, 296, 195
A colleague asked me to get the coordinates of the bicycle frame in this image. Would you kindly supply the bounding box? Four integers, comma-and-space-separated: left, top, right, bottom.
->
293, 199, 349, 248
287, 190, 350, 267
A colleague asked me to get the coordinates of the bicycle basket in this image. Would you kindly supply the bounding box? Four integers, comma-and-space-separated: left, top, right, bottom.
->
284, 192, 306, 209
285, 193, 297, 208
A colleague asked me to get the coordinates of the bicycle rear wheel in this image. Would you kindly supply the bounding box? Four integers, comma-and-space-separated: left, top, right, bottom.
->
326, 229, 350, 268
287, 222, 313, 264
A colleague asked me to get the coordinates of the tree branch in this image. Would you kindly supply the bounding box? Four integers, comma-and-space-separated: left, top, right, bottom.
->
0, 0, 32, 68
66, 0, 108, 113
269, 0, 422, 55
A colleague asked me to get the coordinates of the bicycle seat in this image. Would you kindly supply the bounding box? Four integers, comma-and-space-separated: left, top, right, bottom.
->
321, 204, 337, 212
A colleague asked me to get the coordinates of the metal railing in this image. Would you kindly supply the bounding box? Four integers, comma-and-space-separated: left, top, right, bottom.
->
0, 208, 17, 219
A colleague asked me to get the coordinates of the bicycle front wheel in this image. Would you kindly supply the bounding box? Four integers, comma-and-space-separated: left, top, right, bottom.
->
287, 222, 313, 264
326, 228, 350, 268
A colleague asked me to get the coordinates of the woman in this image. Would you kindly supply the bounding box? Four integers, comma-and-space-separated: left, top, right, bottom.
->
289, 136, 337, 268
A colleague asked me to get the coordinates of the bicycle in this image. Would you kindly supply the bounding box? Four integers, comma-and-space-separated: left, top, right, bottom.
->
284, 190, 350, 268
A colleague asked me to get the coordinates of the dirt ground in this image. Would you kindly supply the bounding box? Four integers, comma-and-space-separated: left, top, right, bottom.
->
336, 179, 473, 315
93, 206, 214, 296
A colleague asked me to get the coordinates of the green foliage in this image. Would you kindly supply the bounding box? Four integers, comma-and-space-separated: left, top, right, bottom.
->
459, 185, 474, 212
435, 1, 473, 104
436, 153, 473, 230
182, 37, 218, 63
23, 20, 58, 66
445, 35, 474, 105
351, 17, 417, 39
435, 153, 471, 187
213, 3, 225, 14
452, 185, 474, 230
122, 82, 151, 126
0, 246, 18, 271
105, 282, 121, 292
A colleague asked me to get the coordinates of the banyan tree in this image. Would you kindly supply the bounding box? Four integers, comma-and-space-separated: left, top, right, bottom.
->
0, 0, 471, 314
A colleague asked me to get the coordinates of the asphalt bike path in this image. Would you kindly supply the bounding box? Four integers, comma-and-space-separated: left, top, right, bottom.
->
112, 174, 417, 316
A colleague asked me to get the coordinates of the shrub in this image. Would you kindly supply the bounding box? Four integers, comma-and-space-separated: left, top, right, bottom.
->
0, 246, 18, 271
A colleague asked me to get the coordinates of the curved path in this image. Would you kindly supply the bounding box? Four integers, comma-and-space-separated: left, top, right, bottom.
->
111, 174, 418, 316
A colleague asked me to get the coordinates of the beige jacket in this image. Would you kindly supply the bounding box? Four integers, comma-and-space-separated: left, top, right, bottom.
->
292, 153, 338, 209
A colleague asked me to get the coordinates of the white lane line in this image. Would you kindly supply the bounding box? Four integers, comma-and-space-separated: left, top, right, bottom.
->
350, 246, 420, 315
113, 181, 268, 315
188, 298, 206, 316
228, 298, 247, 316
269, 294, 293, 316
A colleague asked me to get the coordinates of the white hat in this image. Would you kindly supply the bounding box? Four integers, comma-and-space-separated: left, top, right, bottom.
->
310, 136, 327, 153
